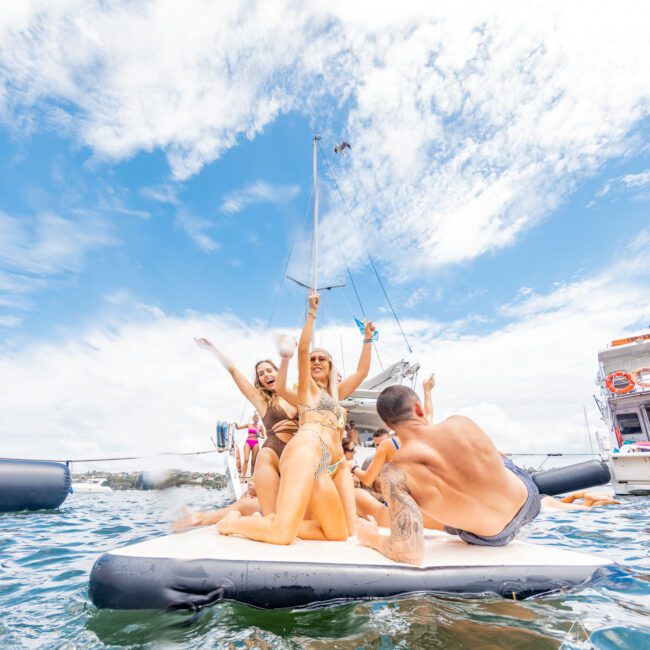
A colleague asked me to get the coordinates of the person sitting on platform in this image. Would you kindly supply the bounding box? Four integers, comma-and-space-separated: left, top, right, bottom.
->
356, 385, 542, 564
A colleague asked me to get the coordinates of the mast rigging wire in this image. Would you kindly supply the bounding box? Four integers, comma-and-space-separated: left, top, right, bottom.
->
316, 140, 414, 355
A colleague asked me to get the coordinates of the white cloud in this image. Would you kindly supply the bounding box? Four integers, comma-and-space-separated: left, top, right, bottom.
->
0, 210, 114, 303
597, 169, 650, 198
219, 181, 300, 215
1, 230, 648, 465
1, 2, 649, 278
175, 210, 220, 253
0, 314, 21, 328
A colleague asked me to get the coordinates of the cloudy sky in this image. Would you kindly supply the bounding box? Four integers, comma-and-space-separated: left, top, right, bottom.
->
1, 1, 649, 469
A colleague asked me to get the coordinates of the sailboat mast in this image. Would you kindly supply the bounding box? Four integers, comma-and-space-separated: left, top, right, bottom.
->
311, 135, 320, 292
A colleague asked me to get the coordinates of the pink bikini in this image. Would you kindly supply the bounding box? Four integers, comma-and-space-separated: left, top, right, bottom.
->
246, 427, 260, 449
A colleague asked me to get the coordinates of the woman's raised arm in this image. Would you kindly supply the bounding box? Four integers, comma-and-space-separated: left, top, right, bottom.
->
194, 337, 266, 413
338, 320, 375, 399
297, 293, 319, 398
275, 336, 299, 405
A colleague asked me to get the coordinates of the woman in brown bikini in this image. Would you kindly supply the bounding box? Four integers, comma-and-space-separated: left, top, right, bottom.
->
194, 338, 299, 515
217, 292, 375, 544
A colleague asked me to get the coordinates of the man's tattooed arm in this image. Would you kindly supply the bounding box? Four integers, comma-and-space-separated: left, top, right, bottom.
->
356, 463, 424, 565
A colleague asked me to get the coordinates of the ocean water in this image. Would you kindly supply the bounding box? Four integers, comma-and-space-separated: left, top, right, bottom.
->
1, 486, 649, 649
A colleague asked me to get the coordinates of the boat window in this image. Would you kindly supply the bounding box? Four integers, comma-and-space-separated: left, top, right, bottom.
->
616, 412, 643, 437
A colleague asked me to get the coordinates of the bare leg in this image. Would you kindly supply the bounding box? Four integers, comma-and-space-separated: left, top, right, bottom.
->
218, 434, 347, 544
251, 444, 259, 474
253, 447, 281, 515
173, 497, 260, 531
332, 464, 358, 535
545, 492, 621, 510
242, 443, 251, 478
296, 473, 348, 541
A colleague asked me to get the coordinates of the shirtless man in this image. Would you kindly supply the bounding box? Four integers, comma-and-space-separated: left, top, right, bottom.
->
356, 385, 541, 565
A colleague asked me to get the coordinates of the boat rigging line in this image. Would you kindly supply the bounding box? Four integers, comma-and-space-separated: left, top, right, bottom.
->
316, 138, 414, 355
1, 449, 221, 465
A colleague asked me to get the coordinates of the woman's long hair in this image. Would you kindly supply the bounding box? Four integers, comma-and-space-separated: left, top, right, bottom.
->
310, 347, 339, 402
254, 359, 279, 407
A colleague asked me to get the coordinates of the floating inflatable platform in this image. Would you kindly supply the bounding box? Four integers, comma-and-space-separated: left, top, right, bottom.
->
89, 527, 610, 610
0, 459, 71, 513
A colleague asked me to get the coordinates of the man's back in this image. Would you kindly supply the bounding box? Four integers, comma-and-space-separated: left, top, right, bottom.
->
393, 415, 528, 537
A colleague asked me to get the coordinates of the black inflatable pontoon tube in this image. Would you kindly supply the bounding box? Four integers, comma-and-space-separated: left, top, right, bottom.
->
532, 460, 611, 496
0, 459, 71, 512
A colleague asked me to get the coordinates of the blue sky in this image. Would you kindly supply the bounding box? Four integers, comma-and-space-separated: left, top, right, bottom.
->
1, 2, 649, 463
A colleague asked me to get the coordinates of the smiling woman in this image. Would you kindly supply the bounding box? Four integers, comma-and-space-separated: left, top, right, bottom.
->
193, 337, 298, 516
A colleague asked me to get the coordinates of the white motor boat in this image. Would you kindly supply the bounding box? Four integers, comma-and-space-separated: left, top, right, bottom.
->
595, 333, 650, 495
71, 477, 113, 494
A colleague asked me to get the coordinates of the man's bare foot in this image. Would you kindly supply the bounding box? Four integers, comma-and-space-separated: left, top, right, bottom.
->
216, 510, 242, 535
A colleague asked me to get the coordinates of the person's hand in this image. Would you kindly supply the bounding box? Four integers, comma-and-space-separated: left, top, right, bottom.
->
423, 372, 436, 392
308, 292, 320, 314
276, 334, 297, 359
363, 319, 376, 340
194, 337, 216, 352
194, 337, 234, 370
356, 515, 379, 547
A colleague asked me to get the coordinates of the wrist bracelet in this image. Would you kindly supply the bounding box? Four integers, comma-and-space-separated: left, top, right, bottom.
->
351, 465, 360, 474
307, 312, 316, 319
363, 338, 373, 344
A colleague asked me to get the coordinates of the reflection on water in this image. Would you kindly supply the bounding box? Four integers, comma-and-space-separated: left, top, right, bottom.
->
1, 486, 649, 648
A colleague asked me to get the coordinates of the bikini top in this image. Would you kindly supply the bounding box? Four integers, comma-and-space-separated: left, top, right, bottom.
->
262, 403, 299, 435
247, 427, 259, 437
298, 389, 344, 431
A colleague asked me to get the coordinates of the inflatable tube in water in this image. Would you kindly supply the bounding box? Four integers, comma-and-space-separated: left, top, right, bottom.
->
532, 460, 611, 496
89, 527, 610, 610
0, 459, 71, 513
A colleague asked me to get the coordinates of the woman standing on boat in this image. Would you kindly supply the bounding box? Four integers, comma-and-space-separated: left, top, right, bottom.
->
218, 292, 375, 543
234, 413, 265, 476
194, 338, 299, 515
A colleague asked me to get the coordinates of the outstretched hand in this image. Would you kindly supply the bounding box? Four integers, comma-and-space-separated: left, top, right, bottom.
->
194, 337, 234, 370
363, 319, 376, 340
423, 372, 436, 392
308, 292, 320, 313
194, 337, 216, 352
356, 515, 379, 547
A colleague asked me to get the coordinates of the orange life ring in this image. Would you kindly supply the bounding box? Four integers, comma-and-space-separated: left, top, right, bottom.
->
631, 367, 650, 388
606, 371, 635, 394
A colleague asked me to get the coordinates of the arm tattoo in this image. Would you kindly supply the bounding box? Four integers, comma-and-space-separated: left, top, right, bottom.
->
379, 463, 424, 564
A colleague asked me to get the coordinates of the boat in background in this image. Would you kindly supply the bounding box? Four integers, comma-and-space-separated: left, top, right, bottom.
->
596, 333, 650, 495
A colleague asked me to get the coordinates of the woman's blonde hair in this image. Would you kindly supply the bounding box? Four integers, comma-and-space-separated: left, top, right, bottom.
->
310, 347, 339, 402
254, 359, 279, 406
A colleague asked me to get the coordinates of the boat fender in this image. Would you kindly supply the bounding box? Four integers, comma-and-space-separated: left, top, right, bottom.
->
631, 367, 650, 388
605, 371, 635, 394
0, 459, 71, 512
532, 460, 611, 496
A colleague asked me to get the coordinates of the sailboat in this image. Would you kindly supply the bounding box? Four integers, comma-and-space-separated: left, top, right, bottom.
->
223, 135, 419, 496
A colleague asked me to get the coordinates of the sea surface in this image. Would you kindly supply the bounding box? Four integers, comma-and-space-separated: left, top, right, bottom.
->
1, 485, 649, 649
